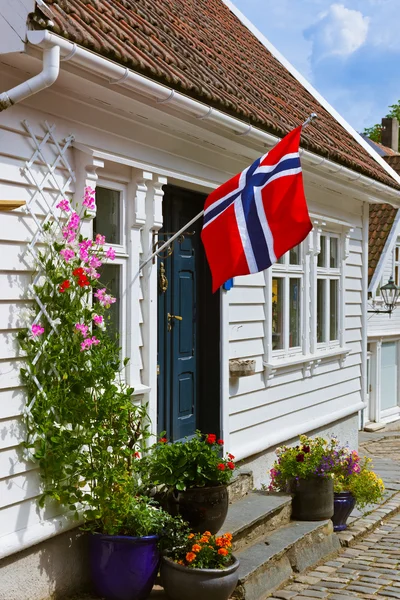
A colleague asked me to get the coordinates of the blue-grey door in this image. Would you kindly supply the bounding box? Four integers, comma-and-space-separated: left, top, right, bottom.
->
157, 186, 220, 442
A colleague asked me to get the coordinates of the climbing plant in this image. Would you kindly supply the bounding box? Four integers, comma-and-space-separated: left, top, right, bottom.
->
18, 190, 149, 527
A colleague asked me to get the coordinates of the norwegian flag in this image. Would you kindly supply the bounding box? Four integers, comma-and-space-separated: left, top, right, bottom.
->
201, 126, 312, 292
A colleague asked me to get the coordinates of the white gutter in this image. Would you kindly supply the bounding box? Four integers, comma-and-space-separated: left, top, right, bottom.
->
222, 0, 400, 191
0, 42, 60, 111
26, 29, 400, 203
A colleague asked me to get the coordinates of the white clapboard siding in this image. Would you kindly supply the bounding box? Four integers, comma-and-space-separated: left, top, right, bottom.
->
0, 114, 77, 557
230, 391, 361, 452
228, 208, 364, 463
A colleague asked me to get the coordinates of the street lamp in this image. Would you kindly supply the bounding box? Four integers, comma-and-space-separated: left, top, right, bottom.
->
368, 276, 400, 315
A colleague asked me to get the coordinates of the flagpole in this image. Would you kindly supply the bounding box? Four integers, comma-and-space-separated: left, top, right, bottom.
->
139, 113, 318, 270
140, 209, 205, 270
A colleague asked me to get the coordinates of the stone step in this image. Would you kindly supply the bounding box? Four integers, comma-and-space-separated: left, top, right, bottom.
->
232, 520, 340, 600
219, 491, 292, 552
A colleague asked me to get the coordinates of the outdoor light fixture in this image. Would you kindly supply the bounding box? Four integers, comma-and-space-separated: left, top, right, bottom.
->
368, 276, 400, 315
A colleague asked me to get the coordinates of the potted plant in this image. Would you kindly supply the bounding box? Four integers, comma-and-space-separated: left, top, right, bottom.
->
268, 435, 339, 520
160, 530, 240, 600
140, 431, 236, 533
332, 448, 385, 531
87, 493, 189, 600
17, 193, 190, 600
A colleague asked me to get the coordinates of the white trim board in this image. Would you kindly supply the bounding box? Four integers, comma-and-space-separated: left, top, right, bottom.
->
222, 0, 400, 188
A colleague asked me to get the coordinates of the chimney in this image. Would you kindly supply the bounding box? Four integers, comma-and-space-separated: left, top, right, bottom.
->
381, 117, 399, 152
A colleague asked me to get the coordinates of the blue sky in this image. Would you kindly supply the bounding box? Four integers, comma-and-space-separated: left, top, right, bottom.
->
232, 0, 400, 133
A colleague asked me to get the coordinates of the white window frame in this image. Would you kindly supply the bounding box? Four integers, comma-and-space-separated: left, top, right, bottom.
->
95, 179, 129, 365
264, 217, 352, 385
315, 233, 341, 350
271, 246, 304, 359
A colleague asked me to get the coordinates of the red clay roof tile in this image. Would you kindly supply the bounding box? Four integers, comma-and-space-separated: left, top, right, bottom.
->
37, 0, 400, 191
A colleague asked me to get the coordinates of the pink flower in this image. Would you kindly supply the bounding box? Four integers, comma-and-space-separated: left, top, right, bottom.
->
89, 255, 102, 269
62, 227, 76, 244
56, 199, 70, 212
106, 247, 116, 260
84, 267, 101, 280
75, 323, 89, 338
60, 248, 75, 262
93, 314, 103, 326
31, 323, 44, 337
83, 187, 96, 210
90, 336, 100, 346
68, 212, 80, 231
103, 294, 116, 307
94, 288, 106, 301
80, 336, 100, 352
95, 234, 106, 245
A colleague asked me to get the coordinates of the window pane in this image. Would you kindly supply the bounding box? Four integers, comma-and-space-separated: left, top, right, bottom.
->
330, 237, 338, 268
94, 187, 121, 245
277, 255, 285, 264
272, 278, 284, 350
317, 236, 326, 267
396, 246, 399, 262
289, 278, 301, 348
317, 279, 326, 343
330, 279, 338, 341
396, 266, 399, 286
98, 264, 121, 340
289, 245, 300, 265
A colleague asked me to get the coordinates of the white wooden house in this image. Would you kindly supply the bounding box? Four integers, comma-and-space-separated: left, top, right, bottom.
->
366, 119, 400, 426
1, 1, 400, 597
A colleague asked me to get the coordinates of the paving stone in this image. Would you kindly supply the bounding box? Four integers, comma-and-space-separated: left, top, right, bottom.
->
310, 582, 346, 590
295, 576, 323, 585
378, 590, 400, 599
274, 591, 299, 599
346, 584, 381, 594
297, 591, 329, 598
360, 576, 393, 586
315, 566, 337, 574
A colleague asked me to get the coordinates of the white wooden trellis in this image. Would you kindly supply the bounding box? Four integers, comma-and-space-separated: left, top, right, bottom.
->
21, 121, 76, 410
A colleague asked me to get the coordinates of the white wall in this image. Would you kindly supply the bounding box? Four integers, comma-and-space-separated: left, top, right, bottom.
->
227, 184, 365, 480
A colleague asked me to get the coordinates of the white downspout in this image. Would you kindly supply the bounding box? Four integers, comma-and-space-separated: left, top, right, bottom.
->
0, 44, 60, 112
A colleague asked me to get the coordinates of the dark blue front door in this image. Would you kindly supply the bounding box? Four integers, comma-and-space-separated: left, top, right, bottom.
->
157, 186, 221, 442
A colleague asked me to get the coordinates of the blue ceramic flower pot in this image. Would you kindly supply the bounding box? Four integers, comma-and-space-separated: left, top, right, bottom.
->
90, 533, 160, 600
332, 492, 356, 532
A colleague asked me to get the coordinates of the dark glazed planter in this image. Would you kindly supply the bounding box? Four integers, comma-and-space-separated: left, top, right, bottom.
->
90, 533, 160, 600
332, 491, 356, 531
168, 484, 229, 534
160, 555, 240, 600
291, 477, 334, 521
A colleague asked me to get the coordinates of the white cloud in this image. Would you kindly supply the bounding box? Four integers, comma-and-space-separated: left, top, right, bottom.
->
305, 3, 369, 60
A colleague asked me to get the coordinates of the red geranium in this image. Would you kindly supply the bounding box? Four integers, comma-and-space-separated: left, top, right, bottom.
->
217, 463, 226, 471
72, 267, 84, 277
227, 461, 235, 470
228, 453, 235, 460
77, 275, 90, 288
217, 439, 224, 446
206, 434, 217, 444
159, 437, 168, 443
59, 279, 70, 293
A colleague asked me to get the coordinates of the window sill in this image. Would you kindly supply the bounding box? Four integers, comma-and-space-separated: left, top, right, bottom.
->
263, 346, 351, 385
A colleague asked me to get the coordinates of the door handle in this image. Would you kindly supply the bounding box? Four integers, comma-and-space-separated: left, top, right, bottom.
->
167, 313, 183, 331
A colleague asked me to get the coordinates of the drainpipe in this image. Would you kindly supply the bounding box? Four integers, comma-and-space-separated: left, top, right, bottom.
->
0, 44, 60, 112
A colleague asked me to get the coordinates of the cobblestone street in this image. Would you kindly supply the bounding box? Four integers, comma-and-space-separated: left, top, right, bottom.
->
270, 512, 400, 600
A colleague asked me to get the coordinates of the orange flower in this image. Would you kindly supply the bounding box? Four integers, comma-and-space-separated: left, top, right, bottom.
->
186, 552, 196, 563
188, 533, 195, 539
203, 531, 212, 536
215, 537, 224, 547
177, 560, 184, 565
200, 536, 209, 543
192, 544, 201, 553
218, 548, 229, 556
224, 533, 233, 541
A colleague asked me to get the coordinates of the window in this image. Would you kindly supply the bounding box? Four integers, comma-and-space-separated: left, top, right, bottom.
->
316, 234, 340, 345
93, 183, 127, 350
271, 245, 303, 354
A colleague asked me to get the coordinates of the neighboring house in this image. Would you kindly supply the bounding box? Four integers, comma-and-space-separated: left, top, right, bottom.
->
1, 1, 400, 597
366, 118, 400, 427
